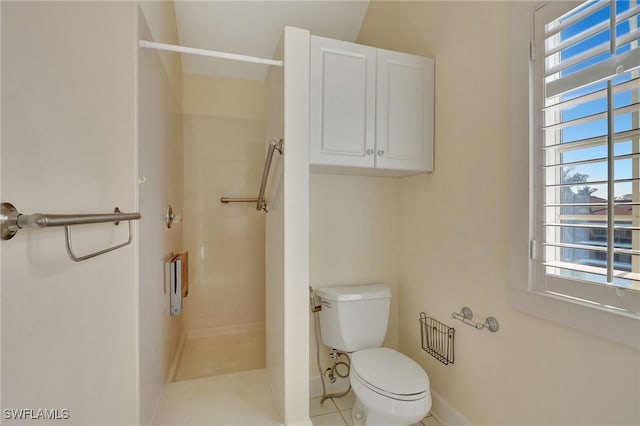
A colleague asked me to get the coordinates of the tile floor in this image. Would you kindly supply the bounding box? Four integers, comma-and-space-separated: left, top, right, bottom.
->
152, 369, 280, 426
153, 369, 442, 426
310, 391, 442, 426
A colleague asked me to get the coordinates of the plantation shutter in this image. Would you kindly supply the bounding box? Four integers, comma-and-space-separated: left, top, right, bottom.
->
534, 0, 640, 314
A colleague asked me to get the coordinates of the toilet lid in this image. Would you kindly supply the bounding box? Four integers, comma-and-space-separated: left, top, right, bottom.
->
351, 348, 429, 397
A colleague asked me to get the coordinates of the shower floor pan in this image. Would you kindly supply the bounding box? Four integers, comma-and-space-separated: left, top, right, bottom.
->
170, 322, 265, 382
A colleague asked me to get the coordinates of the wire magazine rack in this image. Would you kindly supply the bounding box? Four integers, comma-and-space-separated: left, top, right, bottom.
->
419, 312, 455, 365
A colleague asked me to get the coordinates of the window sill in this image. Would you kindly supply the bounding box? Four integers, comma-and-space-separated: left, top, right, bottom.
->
511, 287, 640, 350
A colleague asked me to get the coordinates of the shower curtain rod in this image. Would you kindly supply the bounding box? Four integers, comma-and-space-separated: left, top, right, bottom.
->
138, 40, 284, 67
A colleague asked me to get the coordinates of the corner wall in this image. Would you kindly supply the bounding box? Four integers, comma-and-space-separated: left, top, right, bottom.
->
138, 1, 183, 100
357, 2, 640, 425
137, 4, 184, 424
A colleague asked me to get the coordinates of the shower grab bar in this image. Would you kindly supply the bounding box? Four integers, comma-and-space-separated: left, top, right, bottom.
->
256, 139, 283, 212
220, 197, 259, 204
1, 202, 141, 262
219, 139, 283, 212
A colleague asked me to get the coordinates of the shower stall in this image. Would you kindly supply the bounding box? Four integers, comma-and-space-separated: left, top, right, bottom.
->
138, 16, 311, 425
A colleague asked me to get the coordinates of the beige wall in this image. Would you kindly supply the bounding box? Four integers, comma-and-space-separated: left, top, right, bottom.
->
138, 5, 184, 425
183, 73, 265, 121
1, 2, 138, 424
181, 73, 266, 332
358, 2, 640, 425
309, 174, 401, 388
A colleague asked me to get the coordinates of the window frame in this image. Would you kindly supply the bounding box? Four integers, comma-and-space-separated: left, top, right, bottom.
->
509, 1, 640, 350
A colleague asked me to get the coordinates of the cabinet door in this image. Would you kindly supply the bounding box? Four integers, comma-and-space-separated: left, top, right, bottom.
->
376, 49, 434, 172
310, 36, 376, 169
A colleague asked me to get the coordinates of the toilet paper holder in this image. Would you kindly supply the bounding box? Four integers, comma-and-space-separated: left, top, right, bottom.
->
451, 307, 499, 332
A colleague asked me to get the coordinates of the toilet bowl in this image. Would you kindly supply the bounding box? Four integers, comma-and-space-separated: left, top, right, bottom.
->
349, 348, 431, 426
315, 284, 432, 426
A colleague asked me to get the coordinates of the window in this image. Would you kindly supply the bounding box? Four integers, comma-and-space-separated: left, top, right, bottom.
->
532, 1, 640, 318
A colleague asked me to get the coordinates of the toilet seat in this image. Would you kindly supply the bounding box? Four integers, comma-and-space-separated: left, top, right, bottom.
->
351, 348, 430, 402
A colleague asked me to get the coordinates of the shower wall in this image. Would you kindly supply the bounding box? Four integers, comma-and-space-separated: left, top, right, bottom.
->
181, 73, 267, 332
138, 3, 184, 424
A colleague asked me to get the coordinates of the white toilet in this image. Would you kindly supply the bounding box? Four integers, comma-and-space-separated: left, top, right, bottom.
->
316, 283, 431, 426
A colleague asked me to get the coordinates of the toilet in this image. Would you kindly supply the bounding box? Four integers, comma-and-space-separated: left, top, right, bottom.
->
315, 283, 431, 426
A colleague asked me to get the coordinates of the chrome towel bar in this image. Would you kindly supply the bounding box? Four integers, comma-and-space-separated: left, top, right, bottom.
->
1, 202, 141, 262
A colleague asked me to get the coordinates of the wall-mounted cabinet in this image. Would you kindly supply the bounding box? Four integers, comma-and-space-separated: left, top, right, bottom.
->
310, 35, 434, 177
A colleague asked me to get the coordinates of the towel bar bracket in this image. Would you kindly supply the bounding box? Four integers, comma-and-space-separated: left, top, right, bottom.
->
1, 202, 19, 240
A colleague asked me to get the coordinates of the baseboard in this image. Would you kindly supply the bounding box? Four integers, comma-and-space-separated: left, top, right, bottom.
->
430, 389, 473, 426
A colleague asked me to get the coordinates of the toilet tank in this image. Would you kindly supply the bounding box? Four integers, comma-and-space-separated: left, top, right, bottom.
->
315, 283, 391, 352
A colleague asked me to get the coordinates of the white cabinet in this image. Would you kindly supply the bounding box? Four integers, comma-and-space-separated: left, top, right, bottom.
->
310, 36, 376, 169
375, 49, 434, 172
310, 36, 434, 176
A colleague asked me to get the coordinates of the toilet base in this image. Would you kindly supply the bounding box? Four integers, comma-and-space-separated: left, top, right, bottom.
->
350, 379, 431, 426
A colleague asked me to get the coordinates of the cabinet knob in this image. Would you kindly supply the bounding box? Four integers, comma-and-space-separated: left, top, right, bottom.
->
377, 150, 385, 156
366, 149, 374, 156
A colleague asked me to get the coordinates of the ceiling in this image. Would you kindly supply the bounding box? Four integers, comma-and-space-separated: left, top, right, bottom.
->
174, 1, 370, 81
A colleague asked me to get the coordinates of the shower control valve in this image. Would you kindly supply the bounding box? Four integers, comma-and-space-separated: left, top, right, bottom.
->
164, 204, 182, 229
